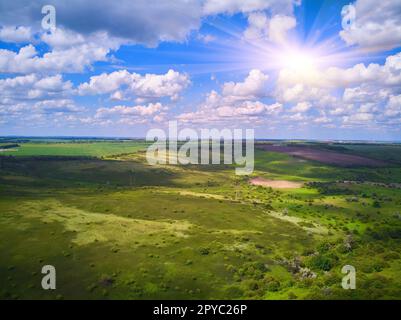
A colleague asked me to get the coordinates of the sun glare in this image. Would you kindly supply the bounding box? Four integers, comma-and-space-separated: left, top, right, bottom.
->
277, 48, 318, 72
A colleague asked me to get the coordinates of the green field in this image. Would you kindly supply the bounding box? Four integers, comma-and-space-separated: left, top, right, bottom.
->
0, 141, 149, 157
1, 140, 400, 300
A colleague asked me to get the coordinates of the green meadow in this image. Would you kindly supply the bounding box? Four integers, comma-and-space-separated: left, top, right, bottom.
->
0, 141, 149, 157
0, 140, 400, 299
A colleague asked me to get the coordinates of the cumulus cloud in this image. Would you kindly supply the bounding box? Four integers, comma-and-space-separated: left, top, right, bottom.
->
94, 103, 166, 126
0, 0, 204, 47
340, 0, 401, 51
244, 13, 296, 44
290, 102, 311, 113
0, 41, 113, 74
343, 86, 390, 104
0, 73, 82, 129
177, 69, 281, 125
79, 69, 190, 101
0, 99, 83, 125
203, 0, 298, 15
244, 12, 269, 40
78, 70, 131, 95
0, 26, 32, 43
222, 69, 269, 100
0, 73, 72, 101
343, 112, 374, 125
313, 116, 331, 124
33, 99, 83, 113
268, 15, 296, 44
177, 100, 282, 124
384, 94, 401, 117
128, 69, 190, 101
273, 51, 401, 129
278, 52, 401, 89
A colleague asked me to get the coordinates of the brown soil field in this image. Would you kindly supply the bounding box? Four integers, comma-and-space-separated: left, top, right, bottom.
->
250, 177, 303, 189
257, 145, 387, 167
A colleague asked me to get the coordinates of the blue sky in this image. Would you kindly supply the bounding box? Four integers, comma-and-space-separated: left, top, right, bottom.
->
0, 0, 400, 140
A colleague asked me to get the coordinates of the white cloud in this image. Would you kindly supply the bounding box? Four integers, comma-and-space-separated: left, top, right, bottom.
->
329, 106, 353, 116
177, 70, 281, 125
78, 70, 131, 95
0, 73, 81, 128
203, 0, 297, 15
128, 69, 190, 101
95, 103, 165, 120
79, 69, 190, 101
313, 116, 331, 124
340, 0, 401, 51
216, 101, 282, 117
222, 69, 269, 100
0, 26, 32, 43
244, 13, 296, 44
244, 12, 269, 40
343, 112, 374, 125
0, 74, 73, 101
0, 42, 113, 74
0, 0, 204, 47
278, 58, 397, 89
277, 53, 401, 106
40, 28, 87, 49
343, 86, 390, 104
384, 94, 401, 117
34, 99, 84, 113
285, 112, 307, 122
290, 102, 311, 113
0, 99, 83, 120
268, 15, 296, 44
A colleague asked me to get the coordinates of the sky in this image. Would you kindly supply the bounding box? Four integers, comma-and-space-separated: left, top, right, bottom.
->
0, 0, 400, 140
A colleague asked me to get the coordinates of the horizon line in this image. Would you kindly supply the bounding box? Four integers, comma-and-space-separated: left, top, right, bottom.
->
1, 135, 401, 144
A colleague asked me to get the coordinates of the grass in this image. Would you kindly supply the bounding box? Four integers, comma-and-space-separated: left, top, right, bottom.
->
0, 140, 400, 299
0, 141, 149, 157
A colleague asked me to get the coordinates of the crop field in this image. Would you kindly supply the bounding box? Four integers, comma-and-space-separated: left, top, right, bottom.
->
257, 145, 388, 167
0, 140, 400, 300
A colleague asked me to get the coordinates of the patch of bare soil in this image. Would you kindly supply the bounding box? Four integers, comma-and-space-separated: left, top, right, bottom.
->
250, 177, 303, 189
257, 145, 387, 167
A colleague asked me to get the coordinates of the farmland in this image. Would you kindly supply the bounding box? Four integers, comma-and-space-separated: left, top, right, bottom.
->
0, 140, 149, 157
0, 139, 400, 300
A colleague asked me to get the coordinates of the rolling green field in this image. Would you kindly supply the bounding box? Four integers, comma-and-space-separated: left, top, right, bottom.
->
1, 140, 400, 300
0, 141, 149, 157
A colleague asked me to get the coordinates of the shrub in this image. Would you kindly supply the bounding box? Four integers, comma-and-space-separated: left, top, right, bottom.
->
199, 247, 210, 255
310, 254, 335, 271
265, 276, 280, 292
372, 201, 381, 208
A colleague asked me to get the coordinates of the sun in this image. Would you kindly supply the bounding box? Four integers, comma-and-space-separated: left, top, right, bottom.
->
277, 48, 318, 72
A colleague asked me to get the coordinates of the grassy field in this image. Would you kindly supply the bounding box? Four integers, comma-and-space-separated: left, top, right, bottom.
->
0, 141, 149, 157
0, 140, 400, 299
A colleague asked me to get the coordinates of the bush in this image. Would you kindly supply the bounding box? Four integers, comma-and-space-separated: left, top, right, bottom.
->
264, 276, 280, 292
372, 201, 381, 208
199, 247, 210, 255
368, 227, 401, 240
310, 254, 335, 271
